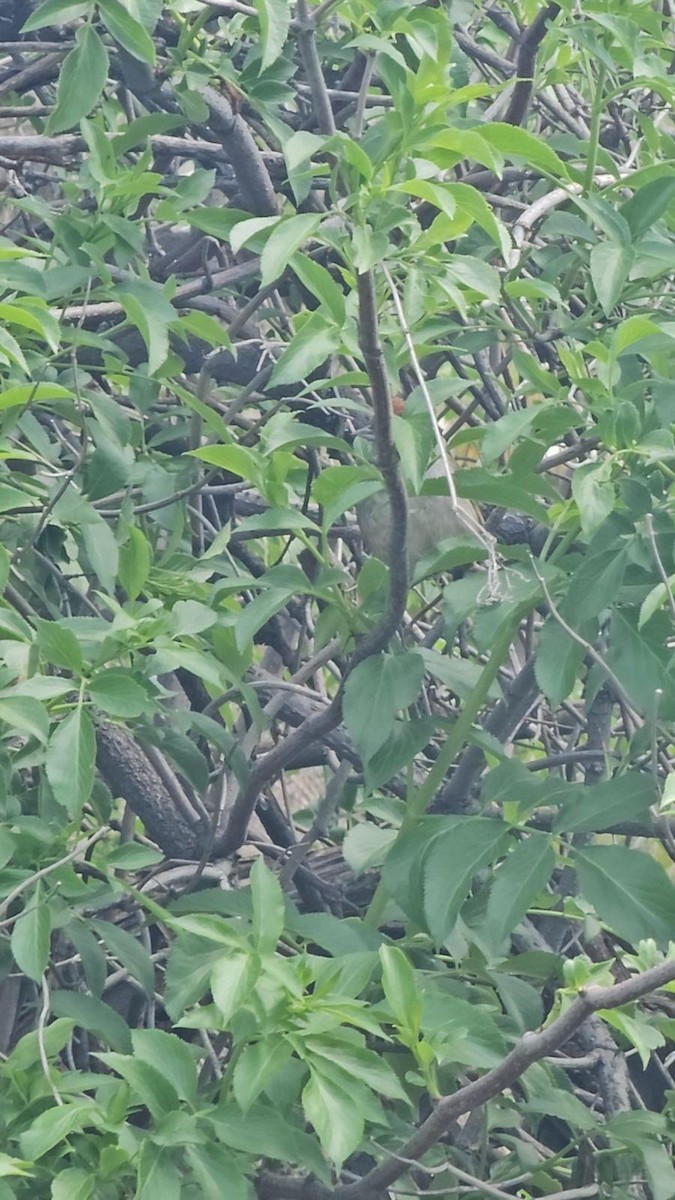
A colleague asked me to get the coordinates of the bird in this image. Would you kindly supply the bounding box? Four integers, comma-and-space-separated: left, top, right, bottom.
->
354, 410, 483, 573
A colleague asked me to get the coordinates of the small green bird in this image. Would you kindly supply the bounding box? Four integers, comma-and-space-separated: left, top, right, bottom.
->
356, 439, 481, 571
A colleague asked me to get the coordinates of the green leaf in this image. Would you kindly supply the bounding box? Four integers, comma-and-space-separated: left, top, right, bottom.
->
47, 25, 109, 135
0, 302, 60, 352
485, 833, 555, 945
233, 1037, 294, 1111
46, 708, 96, 817
291, 253, 346, 325
535, 618, 585, 705
250, 858, 285, 954
118, 280, 175, 375
619, 176, 675, 240
379, 945, 422, 1036
234, 587, 296, 653
255, 0, 291, 69
36, 619, 83, 673
90, 918, 154, 996
613, 315, 664, 355
364, 718, 436, 793
136, 1144, 181, 1200
51, 1169, 93, 1200
0, 696, 49, 744
231, 215, 280, 256
554, 772, 655, 834
189, 442, 263, 482
185, 1146, 249, 1200
210, 951, 259, 1025
11, 884, 51, 982
105, 842, 164, 870
88, 670, 148, 718
269, 314, 339, 388
7, 1018, 75, 1073
50, 989, 131, 1052
0, 327, 27, 373
118, 525, 152, 601
564, 546, 628, 624
607, 610, 675, 718
425, 127, 504, 174
99, 1052, 179, 1118
575, 845, 675, 949
211, 1104, 327, 1176
22, 0, 91, 34
423, 818, 509, 944
0, 382, 73, 410
480, 122, 569, 177
590, 241, 635, 316
20, 1103, 100, 1162
132, 1029, 197, 1103
304, 1034, 406, 1099
260, 214, 323, 286
98, 0, 156, 64
343, 822, 398, 870
572, 463, 615, 536
343, 652, 425, 762
302, 1066, 364, 1168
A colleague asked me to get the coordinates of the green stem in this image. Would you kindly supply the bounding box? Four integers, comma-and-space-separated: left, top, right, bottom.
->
364, 600, 535, 926
583, 59, 606, 195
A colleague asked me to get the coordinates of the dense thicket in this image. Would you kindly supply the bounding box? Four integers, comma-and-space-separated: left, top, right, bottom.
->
0, 2, 675, 1198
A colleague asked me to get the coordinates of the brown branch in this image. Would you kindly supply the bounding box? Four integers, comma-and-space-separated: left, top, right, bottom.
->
0, 52, 63, 97
296, 0, 336, 135
96, 723, 203, 859
213, 270, 410, 855
504, 3, 562, 127
335, 956, 675, 1199
201, 85, 279, 216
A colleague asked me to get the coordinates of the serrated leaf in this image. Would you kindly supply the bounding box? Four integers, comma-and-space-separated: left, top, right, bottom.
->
0, 696, 49, 744
46, 708, 96, 817
553, 772, 655, 834
22, 0, 91, 31
250, 858, 285, 954
379, 945, 422, 1035
88, 670, 148, 718
118, 525, 152, 601
302, 1067, 364, 1168
233, 1037, 293, 1111
291, 253, 346, 325
255, 0, 291, 68
343, 652, 425, 762
11, 884, 51, 982
132, 1029, 198, 1103
35, 619, 83, 673
118, 280, 175, 375
97, 1053, 179, 1118
619, 176, 675, 240
269, 312, 339, 388
590, 241, 634, 316
90, 919, 154, 996
423, 818, 509, 944
20, 1103, 100, 1162
210, 952, 259, 1025
485, 833, 555, 944
47, 25, 109, 135
480, 122, 569, 177
575, 844, 675, 950
98, 0, 156, 63
534, 618, 585, 705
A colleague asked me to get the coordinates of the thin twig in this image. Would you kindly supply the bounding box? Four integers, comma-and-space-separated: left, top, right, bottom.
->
0, 828, 109, 922
644, 513, 675, 622
38, 975, 63, 1107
